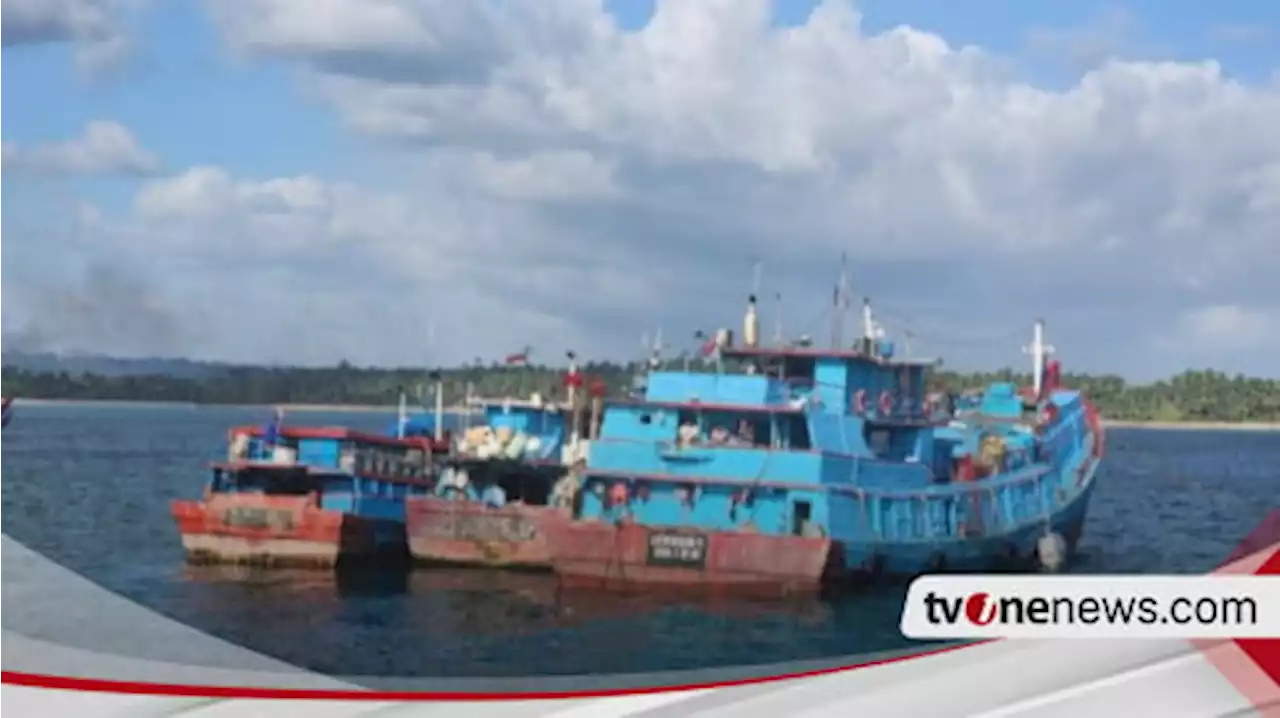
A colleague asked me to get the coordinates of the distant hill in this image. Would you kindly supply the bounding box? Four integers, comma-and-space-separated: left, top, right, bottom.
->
2, 350, 1278, 423
0, 351, 228, 379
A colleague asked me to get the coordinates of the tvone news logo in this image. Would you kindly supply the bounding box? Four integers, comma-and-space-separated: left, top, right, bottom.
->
921, 591, 1162, 627
921, 590, 1259, 627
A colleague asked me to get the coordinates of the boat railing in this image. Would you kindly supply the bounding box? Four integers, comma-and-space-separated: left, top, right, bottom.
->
846, 462, 1053, 502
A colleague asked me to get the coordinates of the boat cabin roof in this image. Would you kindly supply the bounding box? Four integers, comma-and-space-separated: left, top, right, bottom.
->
720, 345, 937, 367
607, 398, 805, 415
466, 396, 569, 411
229, 424, 445, 451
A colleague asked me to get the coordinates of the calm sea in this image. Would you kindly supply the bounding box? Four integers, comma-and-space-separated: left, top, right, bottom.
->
2, 402, 1278, 677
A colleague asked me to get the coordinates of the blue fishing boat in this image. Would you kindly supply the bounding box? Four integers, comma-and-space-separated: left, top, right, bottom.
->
172, 412, 450, 568
544, 287, 1105, 595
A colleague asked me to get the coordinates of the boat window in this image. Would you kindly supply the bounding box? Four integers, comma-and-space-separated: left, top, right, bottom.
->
247, 467, 314, 495
791, 500, 812, 536
762, 358, 785, 379
788, 416, 812, 450
866, 427, 891, 456
676, 409, 701, 446
782, 356, 817, 384
638, 413, 652, 425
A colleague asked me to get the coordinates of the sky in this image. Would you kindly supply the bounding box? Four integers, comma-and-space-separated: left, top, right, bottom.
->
1, 0, 1278, 381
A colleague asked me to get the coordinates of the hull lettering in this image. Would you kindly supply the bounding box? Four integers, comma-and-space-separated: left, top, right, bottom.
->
222, 506, 296, 532
646, 531, 708, 568
426, 513, 538, 544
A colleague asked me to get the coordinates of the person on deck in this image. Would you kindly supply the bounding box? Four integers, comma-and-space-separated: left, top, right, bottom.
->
262, 407, 286, 453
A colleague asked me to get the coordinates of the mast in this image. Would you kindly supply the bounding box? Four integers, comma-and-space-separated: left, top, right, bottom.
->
650, 327, 665, 369
773, 292, 783, 346
396, 390, 408, 439
433, 370, 445, 442
744, 259, 761, 349
832, 252, 848, 348
861, 296, 875, 341
1024, 318, 1055, 397
566, 350, 581, 444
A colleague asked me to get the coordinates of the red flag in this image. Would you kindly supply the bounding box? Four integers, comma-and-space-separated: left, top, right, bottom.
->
1044, 360, 1062, 393
504, 352, 528, 366
699, 337, 718, 357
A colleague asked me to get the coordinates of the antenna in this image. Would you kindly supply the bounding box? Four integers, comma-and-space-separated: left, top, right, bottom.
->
773, 292, 783, 345
903, 326, 915, 359
396, 390, 408, 439
650, 327, 665, 369
832, 253, 848, 348
862, 296, 875, 342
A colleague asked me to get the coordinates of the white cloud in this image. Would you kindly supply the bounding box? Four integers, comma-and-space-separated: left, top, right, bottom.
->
0, 0, 138, 73
3, 121, 161, 176
1178, 305, 1275, 350
6, 0, 1280, 377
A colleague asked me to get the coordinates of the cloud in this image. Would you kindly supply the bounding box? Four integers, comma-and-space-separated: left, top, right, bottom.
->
0, 0, 138, 73
1177, 305, 1275, 351
2, 121, 162, 177
7, 0, 1280, 377
1025, 7, 1147, 69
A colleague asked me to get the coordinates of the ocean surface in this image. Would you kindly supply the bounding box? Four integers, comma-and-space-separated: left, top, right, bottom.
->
2, 402, 1278, 678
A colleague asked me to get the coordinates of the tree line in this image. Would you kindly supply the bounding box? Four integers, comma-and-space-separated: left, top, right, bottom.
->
2, 360, 1278, 423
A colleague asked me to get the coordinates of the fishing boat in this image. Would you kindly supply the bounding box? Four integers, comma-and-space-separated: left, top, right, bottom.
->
543, 282, 1105, 595
171, 413, 450, 568
402, 357, 607, 570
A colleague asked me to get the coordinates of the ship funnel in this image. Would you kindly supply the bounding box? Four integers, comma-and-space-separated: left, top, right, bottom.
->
743, 294, 759, 348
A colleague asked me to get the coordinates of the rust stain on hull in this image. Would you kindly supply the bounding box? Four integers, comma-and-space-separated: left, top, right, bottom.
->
171, 494, 404, 569
406, 498, 569, 570
544, 519, 832, 598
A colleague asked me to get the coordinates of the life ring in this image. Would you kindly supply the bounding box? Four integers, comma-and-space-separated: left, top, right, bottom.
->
852, 389, 868, 415
878, 391, 894, 416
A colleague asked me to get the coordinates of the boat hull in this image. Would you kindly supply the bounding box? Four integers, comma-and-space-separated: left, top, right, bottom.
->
405, 498, 568, 570
836, 452, 1103, 578
171, 493, 406, 568
544, 520, 832, 597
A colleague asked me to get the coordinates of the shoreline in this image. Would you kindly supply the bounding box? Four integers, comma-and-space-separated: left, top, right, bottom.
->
1099, 419, 1280, 432
6, 398, 1278, 431
7, 398, 475, 414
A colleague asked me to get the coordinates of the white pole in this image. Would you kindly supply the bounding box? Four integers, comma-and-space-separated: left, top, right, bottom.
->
397, 391, 407, 439
567, 354, 580, 444
774, 292, 784, 346
434, 376, 445, 442
1024, 318, 1054, 398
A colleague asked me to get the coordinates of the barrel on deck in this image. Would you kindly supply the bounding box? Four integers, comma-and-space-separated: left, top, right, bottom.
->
405, 498, 569, 570
544, 519, 832, 597
171, 493, 405, 568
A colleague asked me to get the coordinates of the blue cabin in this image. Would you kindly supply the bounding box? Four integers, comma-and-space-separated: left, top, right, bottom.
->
571, 317, 1105, 578
174, 424, 451, 568
212, 425, 440, 526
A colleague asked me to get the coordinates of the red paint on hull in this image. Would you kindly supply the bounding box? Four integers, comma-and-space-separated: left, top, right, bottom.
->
544, 519, 832, 597
171, 493, 400, 568
406, 497, 568, 569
